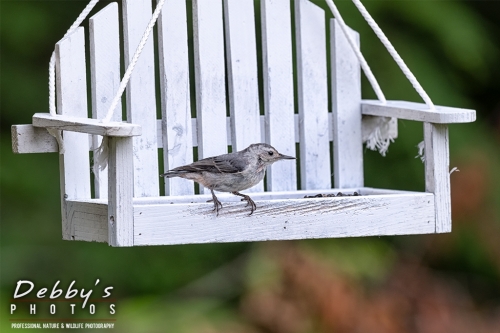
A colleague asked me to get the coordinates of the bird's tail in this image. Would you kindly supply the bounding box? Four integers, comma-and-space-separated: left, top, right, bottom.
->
160, 170, 188, 178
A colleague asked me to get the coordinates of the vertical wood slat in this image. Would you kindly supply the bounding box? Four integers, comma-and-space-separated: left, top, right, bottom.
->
89, 3, 121, 199
424, 123, 451, 233
193, 0, 228, 159
295, 0, 331, 190
331, 19, 363, 188
223, 0, 263, 192
193, 0, 228, 193
158, 0, 194, 196
122, 0, 159, 197
108, 137, 134, 246
261, 0, 297, 191
55, 27, 91, 240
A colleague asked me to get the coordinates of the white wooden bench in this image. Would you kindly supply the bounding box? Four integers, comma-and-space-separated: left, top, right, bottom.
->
11, 0, 475, 246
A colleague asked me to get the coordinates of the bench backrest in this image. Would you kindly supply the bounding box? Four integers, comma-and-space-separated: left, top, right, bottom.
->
55, 0, 363, 200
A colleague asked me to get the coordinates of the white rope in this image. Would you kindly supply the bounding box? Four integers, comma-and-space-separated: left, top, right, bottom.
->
449, 167, 459, 175
93, 0, 166, 174
351, 0, 435, 110
416, 140, 425, 162
102, 0, 166, 123
363, 116, 394, 156
49, 0, 100, 116
325, 0, 386, 104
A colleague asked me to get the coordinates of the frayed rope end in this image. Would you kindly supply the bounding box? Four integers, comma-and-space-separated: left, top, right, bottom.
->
415, 141, 425, 163
363, 116, 396, 157
92, 136, 109, 176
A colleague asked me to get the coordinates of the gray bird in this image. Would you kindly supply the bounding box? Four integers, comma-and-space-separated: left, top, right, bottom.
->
160, 143, 295, 215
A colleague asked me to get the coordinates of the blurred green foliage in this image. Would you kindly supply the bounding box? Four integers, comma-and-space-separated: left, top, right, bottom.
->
1, 1, 500, 332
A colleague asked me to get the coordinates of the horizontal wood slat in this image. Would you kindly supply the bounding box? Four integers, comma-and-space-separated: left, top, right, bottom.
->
133, 192, 435, 245
66, 201, 108, 243
362, 100, 476, 123
12, 124, 59, 154
32, 113, 141, 137
16, 113, 397, 154
66, 188, 436, 246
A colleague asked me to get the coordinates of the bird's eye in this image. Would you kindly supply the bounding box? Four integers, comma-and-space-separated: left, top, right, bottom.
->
268, 151, 274, 156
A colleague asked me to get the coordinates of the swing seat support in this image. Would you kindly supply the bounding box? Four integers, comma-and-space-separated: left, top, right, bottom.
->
12, 0, 475, 246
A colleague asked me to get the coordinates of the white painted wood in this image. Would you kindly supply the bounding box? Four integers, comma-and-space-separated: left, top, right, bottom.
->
362, 100, 476, 123
65, 201, 108, 243
295, 0, 331, 190
122, 0, 159, 197
11, 125, 59, 154
108, 137, 134, 246
192, 0, 228, 193
133, 193, 435, 245
68, 187, 430, 205
223, 0, 263, 193
63, 186, 436, 245
360, 187, 418, 195
192, 0, 227, 159
89, 3, 121, 199
424, 123, 451, 233
132, 187, 422, 205
172, 114, 395, 150
361, 115, 398, 143
15, 114, 399, 154
158, 0, 194, 196
261, 0, 296, 191
33, 113, 141, 137
331, 19, 363, 189
12, 0, 477, 245
55, 28, 91, 240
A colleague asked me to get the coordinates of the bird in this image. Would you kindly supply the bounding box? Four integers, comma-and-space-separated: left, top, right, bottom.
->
160, 143, 295, 216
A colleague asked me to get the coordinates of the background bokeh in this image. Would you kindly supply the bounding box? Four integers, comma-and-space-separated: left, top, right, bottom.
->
1, 0, 500, 332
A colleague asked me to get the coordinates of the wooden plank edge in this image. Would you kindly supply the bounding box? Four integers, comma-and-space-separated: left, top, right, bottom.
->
12, 124, 59, 154
72, 187, 431, 206
65, 189, 436, 246
33, 113, 141, 137
362, 100, 476, 124
65, 200, 108, 243
133, 192, 436, 245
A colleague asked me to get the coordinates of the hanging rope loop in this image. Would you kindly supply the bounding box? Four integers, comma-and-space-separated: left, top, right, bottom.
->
326, 0, 435, 110
351, 0, 435, 110
49, 0, 100, 117
47, 0, 100, 154
325, 0, 386, 104
102, 0, 166, 124
92, 0, 166, 174
46, 0, 166, 162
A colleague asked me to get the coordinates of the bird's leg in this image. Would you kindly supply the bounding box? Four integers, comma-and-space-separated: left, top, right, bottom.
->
231, 192, 257, 215
210, 189, 223, 216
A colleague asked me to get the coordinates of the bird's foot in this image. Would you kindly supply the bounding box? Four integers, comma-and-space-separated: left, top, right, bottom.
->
211, 199, 223, 216
232, 192, 257, 216
209, 191, 223, 216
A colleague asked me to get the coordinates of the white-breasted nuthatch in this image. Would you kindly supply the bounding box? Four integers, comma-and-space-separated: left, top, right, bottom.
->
160, 143, 295, 215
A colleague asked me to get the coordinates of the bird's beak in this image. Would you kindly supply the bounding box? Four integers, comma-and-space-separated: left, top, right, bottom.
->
279, 154, 296, 160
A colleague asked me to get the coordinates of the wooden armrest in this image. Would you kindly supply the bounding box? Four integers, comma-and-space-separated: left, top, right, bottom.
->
32, 113, 142, 137
361, 100, 476, 124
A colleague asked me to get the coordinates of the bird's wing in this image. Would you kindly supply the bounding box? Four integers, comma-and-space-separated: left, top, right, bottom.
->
212, 154, 247, 173
170, 153, 247, 174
